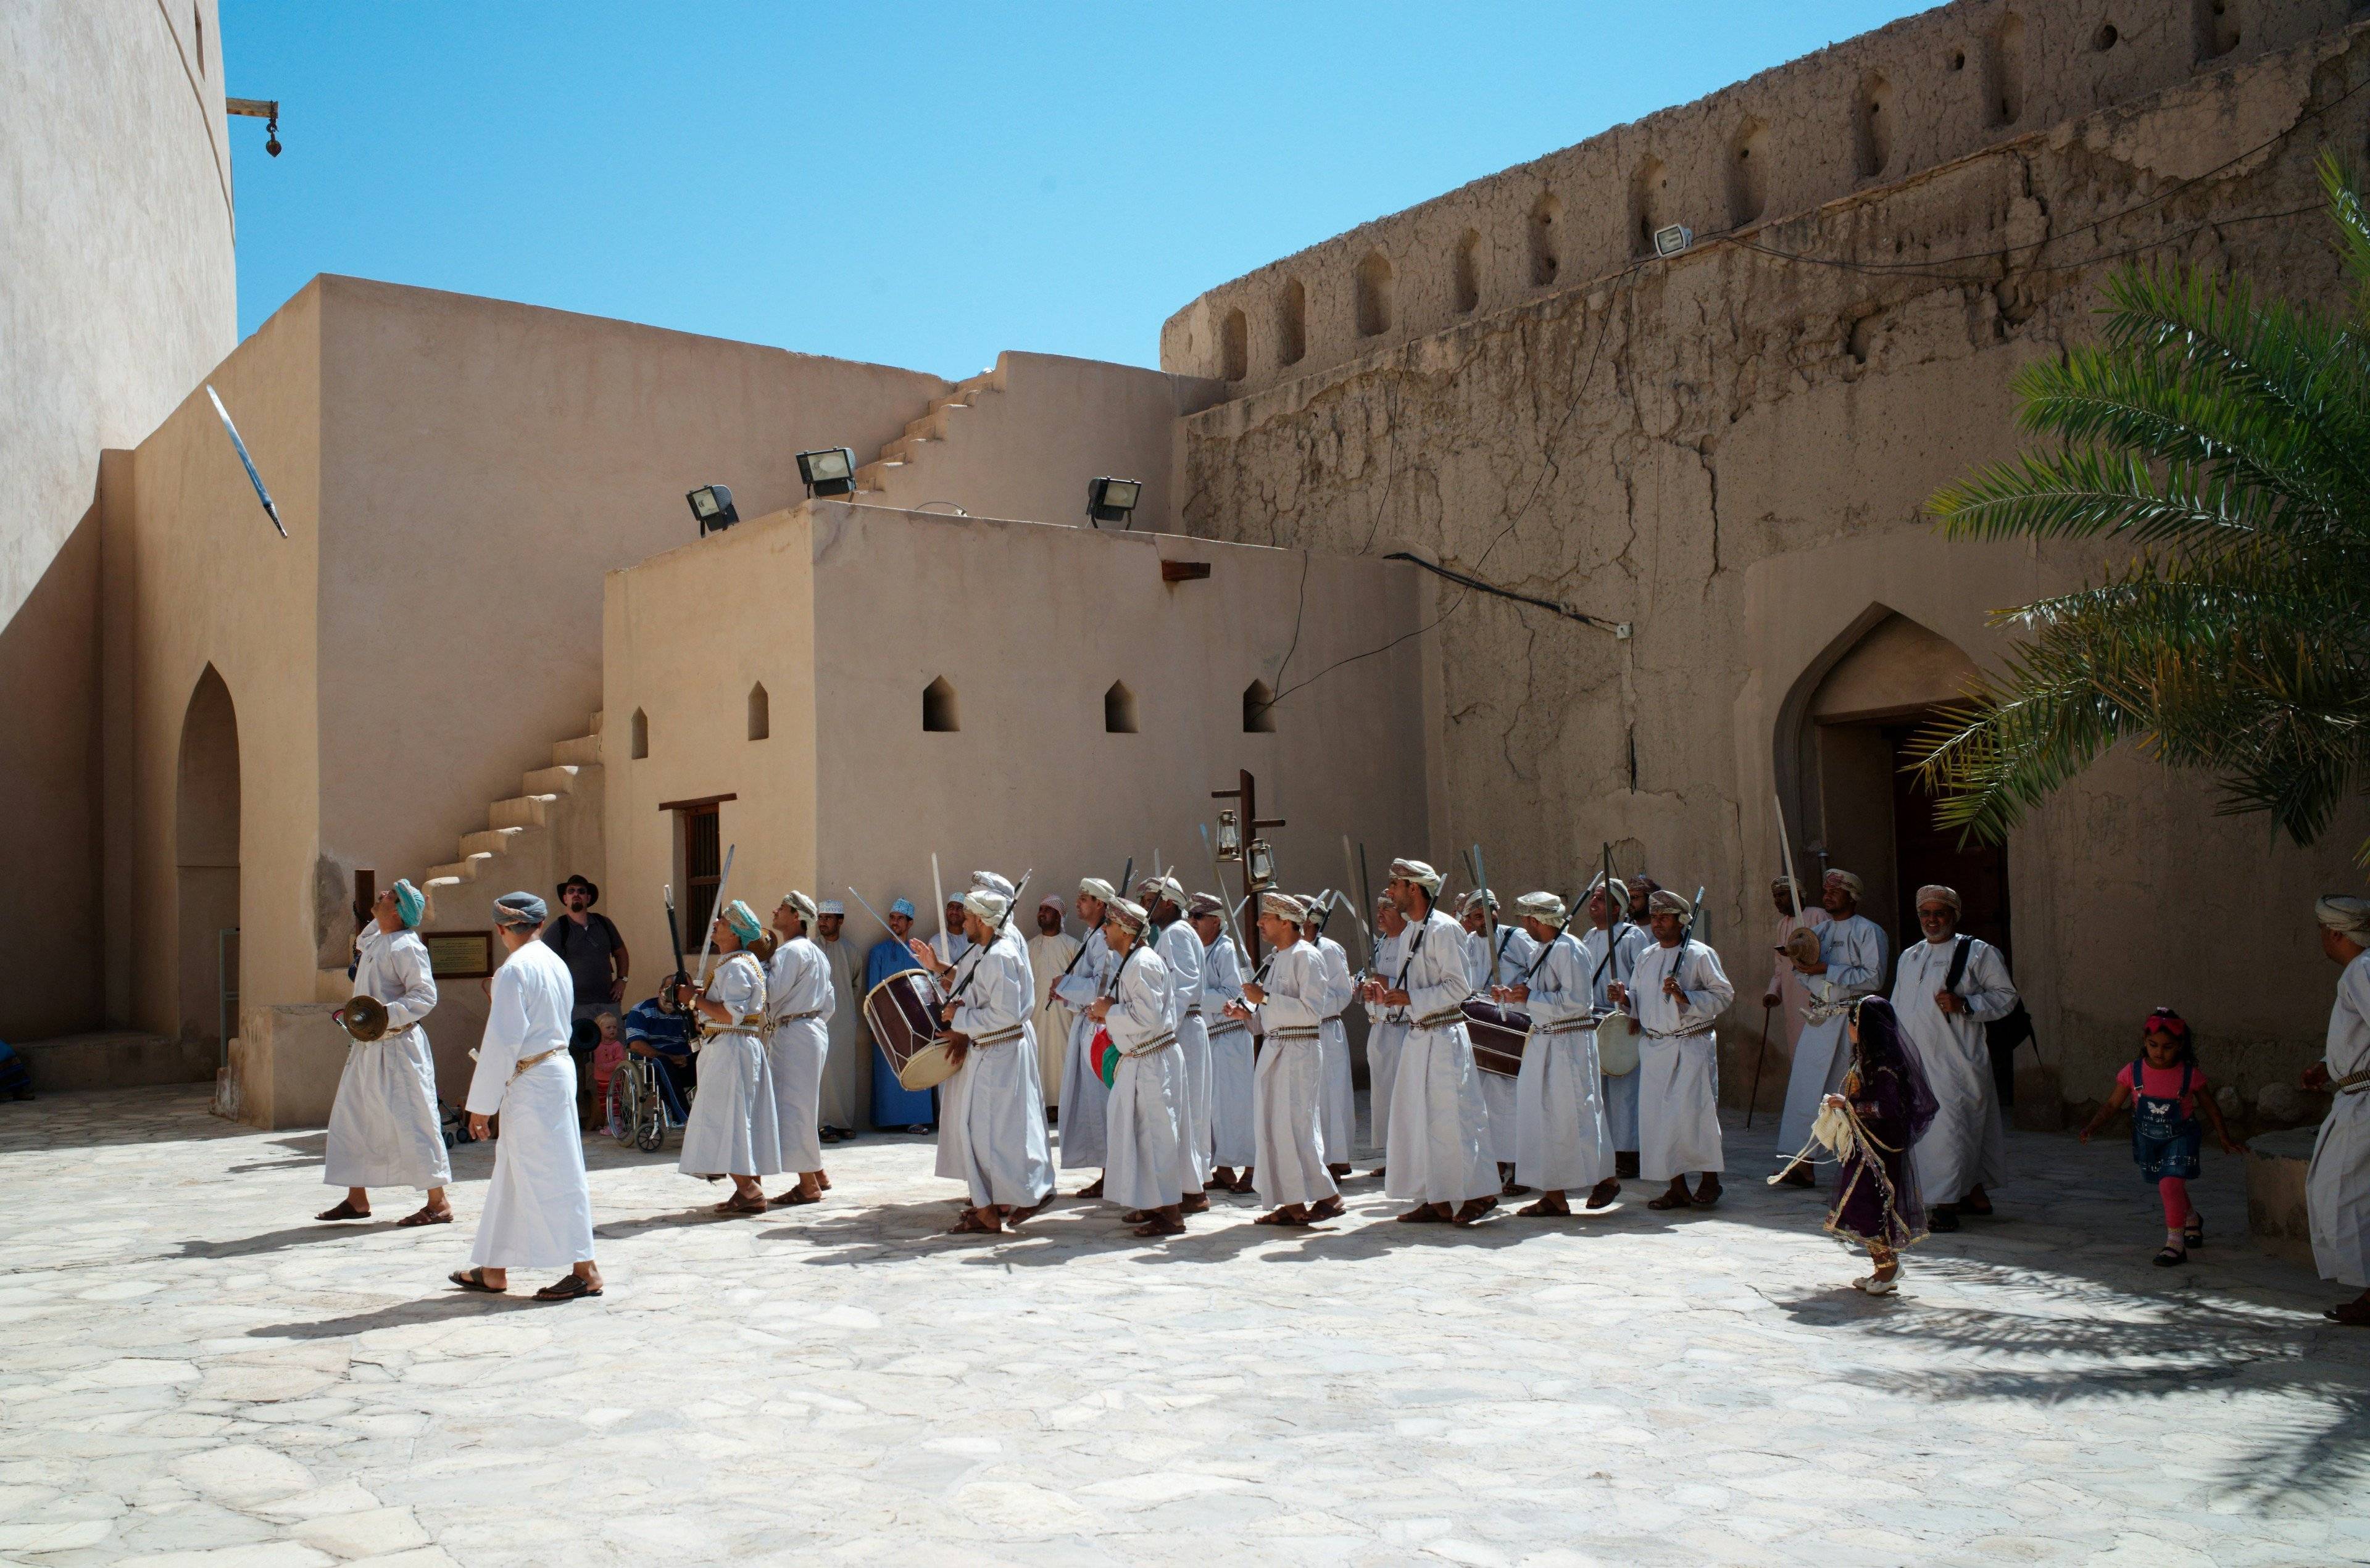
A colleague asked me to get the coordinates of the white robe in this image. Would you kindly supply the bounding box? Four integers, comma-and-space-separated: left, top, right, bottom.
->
1625, 938, 1734, 1182
938, 930, 1055, 1208
1028, 929, 1081, 1108
817, 935, 866, 1130
1099, 940, 1192, 1211
1203, 933, 1255, 1167
1363, 924, 1410, 1155
1894, 934, 2018, 1200
464, 940, 594, 1270
1513, 929, 1615, 1191
1776, 913, 1888, 1167
1580, 923, 1650, 1152
1156, 918, 1213, 1186
2311, 951, 2370, 1287
1384, 908, 1498, 1206
1468, 923, 1537, 1163
765, 935, 836, 1173
1762, 905, 1832, 1055
325, 926, 451, 1191
1312, 934, 1357, 1162
678, 952, 786, 1178
1252, 940, 1336, 1208
1053, 928, 1112, 1168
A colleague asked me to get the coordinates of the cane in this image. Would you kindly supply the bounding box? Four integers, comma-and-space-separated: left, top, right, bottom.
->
1745, 999, 1775, 1128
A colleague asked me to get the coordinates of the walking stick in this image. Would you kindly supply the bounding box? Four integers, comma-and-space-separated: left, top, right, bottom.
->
1747, 998, 1774, 1128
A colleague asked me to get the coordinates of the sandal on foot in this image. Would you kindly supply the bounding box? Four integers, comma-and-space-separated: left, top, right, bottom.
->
1004, 1203, 1042, 1227
2184, 1214, 2204, 1248
316, 1200, 371, 1222
1852, 1274, 1899, 1296
1585, 1180, 1621, 1210
2153, 1245, 2187, 1268
1516, 1200, 1571, 1217
713, 1194, 767, 1216
1131, 1217, 1187, 1237
1501, 1180, 1532, 1198
947, 1213, 1000, 1235
770, 1189, 823, 1208
1179, 1193, 1212, 1215
1228, 1174, 1257, 1194
1691, 1182, 1723, 1209
535, 1275, 602, 1301
1776, 1164, 1815, 1189
2324, 1298, 2370, 1326
396, 1206, 453, 1227
1450, 1199, 1495, 1226
1255, 1210, 1313, 1227
1121, 1208, 1151, 1224
1395, 1205, 1447, 1224
448, 1267, 504, 1294
1646, 1189, 1694, 1211
1309, 1197, 1347, 1219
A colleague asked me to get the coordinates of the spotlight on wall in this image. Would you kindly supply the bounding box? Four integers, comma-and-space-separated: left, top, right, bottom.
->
798, 447, 857, 499
1086, 476, 1142, 529
686, 484, 738, 536
1653, 223, 1695, 258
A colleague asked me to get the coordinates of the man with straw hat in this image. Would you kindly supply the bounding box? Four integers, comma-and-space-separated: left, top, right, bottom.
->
318, 877, 452, 1229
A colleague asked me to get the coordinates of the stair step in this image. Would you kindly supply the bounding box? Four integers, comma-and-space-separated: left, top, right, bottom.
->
459, 826, 527, 858
902, 409, 953, 442
880, 434, 933, 464
522, 765, 581, 795
551, 732, 602, 766
854, 460, 903, 491
426, 853, 491, 884
489, 794, 556, 830
953, 369, 1000, 400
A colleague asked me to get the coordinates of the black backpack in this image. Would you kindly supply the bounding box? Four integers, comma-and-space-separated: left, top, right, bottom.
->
1943, 934, 2035, 1055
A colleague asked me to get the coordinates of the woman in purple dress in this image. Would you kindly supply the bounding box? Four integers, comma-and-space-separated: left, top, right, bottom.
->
1823, 995, 1940, 1295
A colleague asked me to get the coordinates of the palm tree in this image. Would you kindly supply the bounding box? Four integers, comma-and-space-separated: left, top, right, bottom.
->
1916, 152, 2370, 864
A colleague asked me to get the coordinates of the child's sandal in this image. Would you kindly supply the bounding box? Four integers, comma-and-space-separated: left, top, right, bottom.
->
2153, 1245, 2187, 1268
2184, 1214, 2204, 1249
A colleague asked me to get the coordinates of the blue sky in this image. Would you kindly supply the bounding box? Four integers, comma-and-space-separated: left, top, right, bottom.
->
221, 1, 1931, 378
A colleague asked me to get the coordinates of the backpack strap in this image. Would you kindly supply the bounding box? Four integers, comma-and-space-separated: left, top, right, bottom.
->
1943, 934, 1973, 993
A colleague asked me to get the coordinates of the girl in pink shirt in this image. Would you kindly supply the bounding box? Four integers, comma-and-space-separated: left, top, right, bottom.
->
2081, 1008, 2243, 1267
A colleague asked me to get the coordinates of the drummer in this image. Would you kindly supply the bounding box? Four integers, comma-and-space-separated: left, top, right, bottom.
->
1495, 892, 1620, 1215
910, 887, 1055, 1234
1463, 890, 1535, 1194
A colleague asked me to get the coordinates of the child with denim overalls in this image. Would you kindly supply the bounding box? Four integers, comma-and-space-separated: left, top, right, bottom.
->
2081, 1008, 2244, 1267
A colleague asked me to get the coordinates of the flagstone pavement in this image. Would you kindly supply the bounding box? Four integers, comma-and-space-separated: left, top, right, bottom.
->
2, 1085, 2366, 1567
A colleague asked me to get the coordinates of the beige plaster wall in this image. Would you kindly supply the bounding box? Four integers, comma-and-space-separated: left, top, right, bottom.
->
853, 351, 1227, 534
104, 282, 324, 1054
1173, 26, 2370, 1119
601, 502, 1438, 995
1161, 0, 2357, 396
1, 0, 239, 1040
311, 280, 950, 961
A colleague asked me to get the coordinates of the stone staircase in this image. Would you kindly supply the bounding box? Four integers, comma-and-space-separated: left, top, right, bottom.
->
421, 711, 607, 904
850, 364, 1005, 505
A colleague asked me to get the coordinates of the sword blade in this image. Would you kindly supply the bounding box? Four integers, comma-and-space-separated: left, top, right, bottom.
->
205, 384, 287, 537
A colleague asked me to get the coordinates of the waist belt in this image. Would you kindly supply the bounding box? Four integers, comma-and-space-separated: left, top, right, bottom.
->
1266, 1026, 1320, 1042
1644, 1024, 1716, 1040
1415, 1006, 1466, 1030
1121, 1031, 1177, 1058
1802, 986, 1877, 1025
1533, 1018, 1597, 1037
1184, 1006, 1204, 1018
769, 1007, 827, 1027
2335, 1067, 2370, 1096
510, 1047, 564, 1081
1207, 1016, 1249, 1037
971, 1024, 1025, 1048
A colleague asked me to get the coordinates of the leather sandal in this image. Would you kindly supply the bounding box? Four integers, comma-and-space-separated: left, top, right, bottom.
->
396, 1206, 453, 1227
1255, 1209, 1314, 1226
534, 1274, 602, 1300
448, 1267, 504, 1294
315, 1200, 370, 1222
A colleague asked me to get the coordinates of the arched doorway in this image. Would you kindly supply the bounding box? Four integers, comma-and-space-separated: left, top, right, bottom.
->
176, 667, 240, 1053
1781, 612, 2011, 960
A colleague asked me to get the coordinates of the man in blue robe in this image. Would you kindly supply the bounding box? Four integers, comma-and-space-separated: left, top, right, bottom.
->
865, 897, 937, 1130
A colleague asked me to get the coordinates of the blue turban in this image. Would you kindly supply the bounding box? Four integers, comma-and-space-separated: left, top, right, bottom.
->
724, 899, 764, 944
393, 878, 426, 929
494, 891, 547, 927
889, 897, 917, 918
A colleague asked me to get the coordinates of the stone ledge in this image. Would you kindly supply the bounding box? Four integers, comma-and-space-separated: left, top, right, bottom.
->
11, 1031, 210, 1093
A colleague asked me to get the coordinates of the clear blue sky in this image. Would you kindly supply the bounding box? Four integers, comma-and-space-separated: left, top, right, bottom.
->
221, 1, 1929, 378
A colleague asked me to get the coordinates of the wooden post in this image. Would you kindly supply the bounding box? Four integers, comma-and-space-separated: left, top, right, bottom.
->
352, 867, 376, 934
1209, 768, 1287, 968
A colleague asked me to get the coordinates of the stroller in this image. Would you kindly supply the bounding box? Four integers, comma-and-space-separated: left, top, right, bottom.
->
608, 992, 697, 1153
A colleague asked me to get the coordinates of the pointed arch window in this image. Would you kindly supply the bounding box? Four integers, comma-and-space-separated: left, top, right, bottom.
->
1104, 681, 1138, 734
1243, 680, 1277, 734
923, 676, 959, 732
747, 683, 770, 741
630, 708, 650, 759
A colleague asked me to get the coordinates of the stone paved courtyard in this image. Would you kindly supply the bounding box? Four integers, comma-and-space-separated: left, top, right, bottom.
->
2, 1086, 2367, 1567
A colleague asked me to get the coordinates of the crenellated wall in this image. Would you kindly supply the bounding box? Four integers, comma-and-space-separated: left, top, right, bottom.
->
1160, 0, 2358, 396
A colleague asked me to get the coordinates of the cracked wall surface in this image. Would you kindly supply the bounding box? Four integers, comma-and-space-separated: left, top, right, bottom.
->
1175, 23, 2370, 1122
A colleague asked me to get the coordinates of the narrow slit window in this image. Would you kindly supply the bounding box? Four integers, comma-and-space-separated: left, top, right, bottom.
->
1104, 681, 1138, 734
1243, 680, 1277, 734
923, 676, 958, 732
747, 682, 770, 741
630, 708, 650, 760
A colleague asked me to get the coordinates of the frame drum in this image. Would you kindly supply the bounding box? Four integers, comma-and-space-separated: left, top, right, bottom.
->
863, 969, 962, 1091
1460, 1000, 1530, 1077
1596, 1011, 1642, 1076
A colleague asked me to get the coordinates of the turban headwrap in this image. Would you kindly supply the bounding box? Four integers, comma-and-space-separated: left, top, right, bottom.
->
1078, 877, 1116, 903
1187, 892, 1225, 918
778, 890, 818, 923
2316, 895, 2370, 936
1464, 890, 1500, 914
1648, 889, 1692, 918
1914, 884, 1961, 913
1388, 858, 1444, 894
971, 871, 1015, 899
393, 878, 426, 929
1105, 897, 1149, 932
1516, 890, 1567, 927
493, 890, 547, 927
963, 889, 1010, 926
1826, 869, 1865, 899
1040, 893, 1066, 911
1262, 892, 1307, 923
1588, 875, 1631, 910
1137, 875, 1185, 908
889, 897, 917, 918
724, 899, 764, 944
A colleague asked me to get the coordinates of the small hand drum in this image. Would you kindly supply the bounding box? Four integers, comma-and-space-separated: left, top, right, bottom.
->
1781, 927, 1823, 969
334, 994, 390, 1043
1595, 1011, 1641, 1076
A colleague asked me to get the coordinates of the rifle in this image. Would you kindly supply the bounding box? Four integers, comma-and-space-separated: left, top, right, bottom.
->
1339, 836, 1374, 973
660, 883, 691, 1014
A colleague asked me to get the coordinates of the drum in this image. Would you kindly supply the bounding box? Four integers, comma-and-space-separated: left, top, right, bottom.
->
1597, 1011, 1642, 1076
1461, 1000, 1531, 1077
863, 969, 962, 1091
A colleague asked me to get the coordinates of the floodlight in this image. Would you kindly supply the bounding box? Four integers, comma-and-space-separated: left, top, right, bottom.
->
1087, 476, 1142, 527
1653, 223, 1695, 258
686, 484, 738, 536
1216, 809, 1241, 860
798, 447, 857, 499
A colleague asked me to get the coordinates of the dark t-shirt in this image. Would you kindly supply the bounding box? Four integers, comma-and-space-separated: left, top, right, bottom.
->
543, 913, 621, 1009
